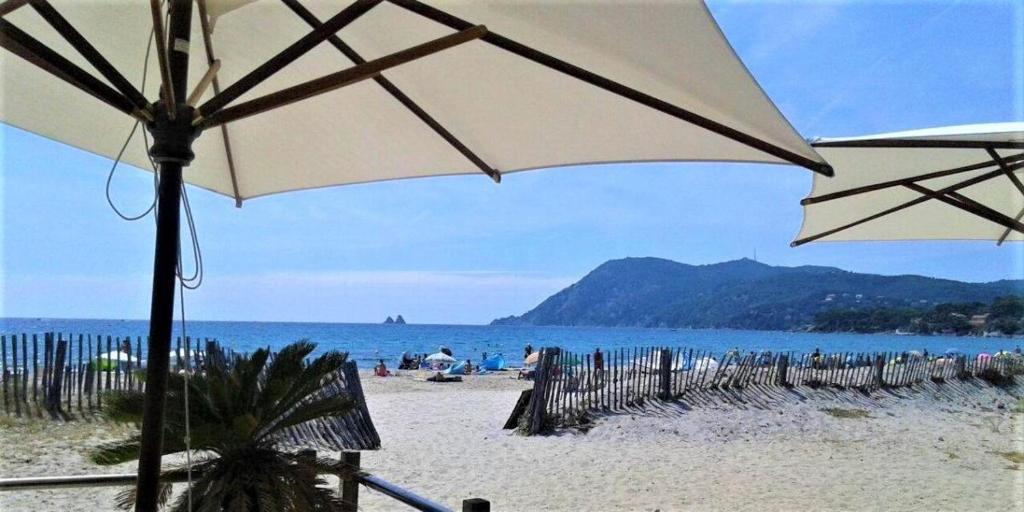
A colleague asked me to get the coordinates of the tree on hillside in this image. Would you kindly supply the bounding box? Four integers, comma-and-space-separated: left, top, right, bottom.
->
990, 296, 1024, 320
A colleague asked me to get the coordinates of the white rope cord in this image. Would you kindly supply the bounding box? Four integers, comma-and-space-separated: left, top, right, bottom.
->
178, 264, 194, 512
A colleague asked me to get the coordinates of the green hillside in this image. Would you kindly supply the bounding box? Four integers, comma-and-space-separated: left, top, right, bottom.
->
491, 257, 1024, 331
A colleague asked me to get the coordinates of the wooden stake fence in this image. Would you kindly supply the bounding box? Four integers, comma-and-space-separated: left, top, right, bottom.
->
0, 333, 216, 417
511, 346, 1024, 433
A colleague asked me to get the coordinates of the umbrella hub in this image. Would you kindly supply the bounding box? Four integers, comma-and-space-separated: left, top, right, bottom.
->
147, 103, 200, 165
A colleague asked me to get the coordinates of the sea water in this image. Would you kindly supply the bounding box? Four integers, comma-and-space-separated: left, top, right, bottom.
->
2, 318, 1019, 368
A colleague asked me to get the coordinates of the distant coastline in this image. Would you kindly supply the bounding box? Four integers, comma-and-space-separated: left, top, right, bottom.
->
492, 257, 1024, 332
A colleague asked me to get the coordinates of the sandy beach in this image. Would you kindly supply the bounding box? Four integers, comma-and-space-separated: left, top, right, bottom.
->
2, 370, 1022, 511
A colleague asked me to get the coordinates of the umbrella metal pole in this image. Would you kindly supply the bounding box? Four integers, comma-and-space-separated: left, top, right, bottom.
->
136, 1, 194, 510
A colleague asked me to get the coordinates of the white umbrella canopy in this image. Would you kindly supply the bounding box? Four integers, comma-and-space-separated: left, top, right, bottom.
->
425, 351, 456, 363
794, 123, 1024, 246
1, 0, 830, 207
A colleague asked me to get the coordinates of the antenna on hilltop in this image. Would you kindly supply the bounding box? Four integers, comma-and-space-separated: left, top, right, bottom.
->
753, 247, 757, 262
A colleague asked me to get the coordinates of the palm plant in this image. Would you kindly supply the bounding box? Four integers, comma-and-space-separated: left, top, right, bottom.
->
91, 340, 359, 511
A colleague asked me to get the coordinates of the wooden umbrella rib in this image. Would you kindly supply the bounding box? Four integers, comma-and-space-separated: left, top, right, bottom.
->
812, 138, 1024, 150
149, 0, 175, 116
997, 208, 1024, 245
0, 0, 27, 18
197, 0, 243, 207
197, 25, 488, 129
197, 0, 382, 118
903, 182, 1024, 235
0, 18, 137, 117
28, 0, 151, 118
800, 152, 1024, 206
792, 162, 1024, 246
985, 147, 1024, 245
386, 0, 833, 177
986, 147, 1024, 197
280, 0, 501, 183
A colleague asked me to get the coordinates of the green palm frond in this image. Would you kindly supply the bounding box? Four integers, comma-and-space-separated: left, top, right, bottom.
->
91, 340, 357, 511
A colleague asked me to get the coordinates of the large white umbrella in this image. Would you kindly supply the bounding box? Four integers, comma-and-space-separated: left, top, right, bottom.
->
0, 1, 828, 506
794, 122, 1024, 246
2, 0, 831, 201
96, 350, 134, 366
425, 352, 456, 363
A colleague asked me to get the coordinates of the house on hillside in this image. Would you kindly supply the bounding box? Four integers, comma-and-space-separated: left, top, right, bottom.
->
969, 314, 989, 330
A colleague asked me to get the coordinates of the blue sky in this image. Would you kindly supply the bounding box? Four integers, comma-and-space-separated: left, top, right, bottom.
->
2, 1, 1023, 324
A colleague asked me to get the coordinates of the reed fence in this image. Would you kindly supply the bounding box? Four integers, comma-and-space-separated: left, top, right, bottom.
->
514, 346, 1024, 434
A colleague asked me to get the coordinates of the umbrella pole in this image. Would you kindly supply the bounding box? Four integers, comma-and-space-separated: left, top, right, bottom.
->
136, 1, 194, 510
135, 161, 182, 511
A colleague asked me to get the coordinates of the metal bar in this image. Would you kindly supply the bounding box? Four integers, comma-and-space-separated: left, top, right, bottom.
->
1, 471, 452, 512
28, 0, 152, 118
813, 139, 1024, 150
281, 0, 501, 183
387, 0, 833, 177
801, 152, 1024, 206
0, 19, 137, 116
197, 0, 382, 117
198, 25, 488, 129
1, 474, 172, 491
359, 474, 452, 512
196, 0, 243, 207
148, 0, 175, 117
792, 161, 1024, 246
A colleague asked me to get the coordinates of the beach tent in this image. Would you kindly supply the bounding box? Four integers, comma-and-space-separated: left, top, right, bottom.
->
0, 1, 830, 507
794, 123, 1024, 246
479, 353, 505, 371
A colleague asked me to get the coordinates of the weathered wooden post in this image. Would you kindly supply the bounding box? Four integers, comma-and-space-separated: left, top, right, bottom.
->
776, 354, 789, 387
528, 348, 559, 435
21, 334, 28, 407
658, 348, 672, 399
2, 335, 8, 414
77, 334, 84, 412
954, 355, 967, 379
463, 498, 491, 512
873, 354, 884, 389
48, 337, 67, 413
339, 450, 361, 512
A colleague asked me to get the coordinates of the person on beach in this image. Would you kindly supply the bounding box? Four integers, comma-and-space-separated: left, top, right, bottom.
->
812, 347, 821, 369
464, 359, 473, 374
374, 359, 391, 377
524, 344, 533, 359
